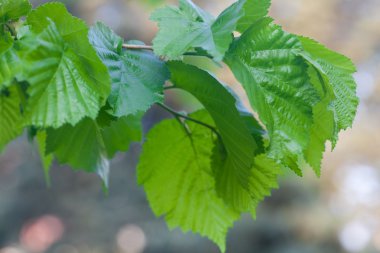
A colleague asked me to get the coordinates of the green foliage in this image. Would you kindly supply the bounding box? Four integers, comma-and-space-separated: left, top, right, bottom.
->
0, 0, 31, 24
18, 3, 110, 128
0, 85, 23, 150
0, 37, 19, 88
88, 22, 169, 117
151, 0, 244, 61
167, 61, 280, 212
237, 0, 271, 32
138, 111, 240, 252
225, 18, 320, 175
0, 0, 359, 251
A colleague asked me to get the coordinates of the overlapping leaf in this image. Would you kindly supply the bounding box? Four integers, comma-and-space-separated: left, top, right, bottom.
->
0, 0, 31, 24
46, 118, 110, 185
101, 114, 142, 158
236, 0, 271, 32
0, 38, 20, 89
138, 111, 240, 252
297, 37, 358, 173
151, 0, 244, 61
89, 22, 169, 117
0, 85, 23, 151
298, 36, 359, 133
168, 61, 261, 211
19, 3, 110, 128
225, 18, 320, 174
45, 114, 142, 186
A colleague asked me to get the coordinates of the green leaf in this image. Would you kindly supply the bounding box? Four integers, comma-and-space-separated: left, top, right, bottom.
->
19, 3, 110, 128
0, 85, 23, 151
168, 61, 261, 211
0, 0, 31, 24
223, 84, 267, 153
298, 36, 359, 133
237, 0, 271, 32
88, 22, 168, 117
46, 118, 110, 185
0, 42, 20, 89
46, 114, 142, 186
151, 0, 245, 61
101, 114, 142, 158
297, 37, 358, 174
225, 18, 320, 175
138, 110, 239, 252
0, 30, 12, 52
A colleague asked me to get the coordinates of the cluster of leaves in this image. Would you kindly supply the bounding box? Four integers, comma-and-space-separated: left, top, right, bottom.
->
0, 0, 358, 251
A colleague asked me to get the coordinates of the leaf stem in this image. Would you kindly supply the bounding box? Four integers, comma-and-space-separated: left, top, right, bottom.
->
122, 44, 213, 59
156, 103, 220, 137
122, 44, 154, 50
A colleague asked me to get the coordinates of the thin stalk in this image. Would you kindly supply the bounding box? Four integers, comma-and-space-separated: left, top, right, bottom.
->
122, 44, 154, 50
122, 44, 213, 59
156, 103, 220, 137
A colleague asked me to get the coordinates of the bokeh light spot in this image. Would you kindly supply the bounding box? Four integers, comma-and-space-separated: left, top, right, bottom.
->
339, 220, 371, 252
20, 215, 65, 253
116, 225, 146, 253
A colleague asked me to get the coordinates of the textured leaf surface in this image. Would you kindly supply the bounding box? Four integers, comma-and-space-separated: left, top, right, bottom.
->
298, 36, 358, 132
168, 61, 259, 211
0, 86, 23, 150
151, 0, 244, 61
138, 111, 239, 252
225, 18, 320, 174
20, 3, 110, 128
0, 0, 31, 24
297, 37, 358, 173
46, 114, 142, 185
101, 114, 142, 158
237, 0, 271, 32
89, 22, 168, 116
46, 118, 110, 185
0, 33, 20, 89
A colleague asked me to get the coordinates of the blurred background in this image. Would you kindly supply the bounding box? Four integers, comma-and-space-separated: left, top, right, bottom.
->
1, 0, 379, 252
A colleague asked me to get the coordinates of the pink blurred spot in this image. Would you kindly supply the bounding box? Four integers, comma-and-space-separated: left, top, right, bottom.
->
20, 215, 65, 253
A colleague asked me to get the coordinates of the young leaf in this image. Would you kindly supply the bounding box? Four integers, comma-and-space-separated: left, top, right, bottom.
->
298, 36, 359, 133
236, 0, 271, 32
151, 0, 245, 61
225, 18, 320, 175
88, 22, 169, 117
138, 111, 239, 252
46, 118, 110, 186
0, 33, 20, 89
45, 114, 142, 186
0, 0, 31, 24
101, 114, 142, 158
0, 85, 23, 151
296, 37, 358, 174
19, 3, 110, 128
168, 61, 260, 211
